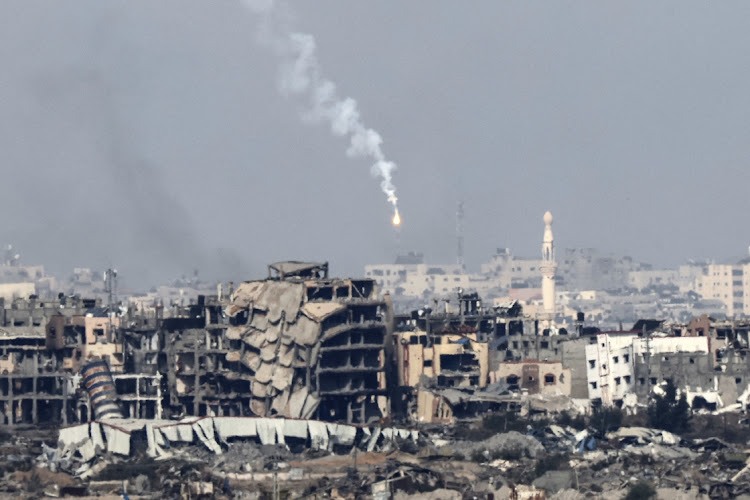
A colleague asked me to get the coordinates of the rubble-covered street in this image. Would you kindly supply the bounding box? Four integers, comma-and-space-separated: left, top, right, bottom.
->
0, 407, 748, 499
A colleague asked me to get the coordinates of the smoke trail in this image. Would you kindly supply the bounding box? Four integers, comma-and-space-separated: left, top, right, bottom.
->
242, 0, 399, 214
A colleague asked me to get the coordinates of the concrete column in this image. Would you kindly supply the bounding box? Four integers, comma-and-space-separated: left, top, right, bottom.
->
8, 376, 13, 426
62, 376, 68, 425
156, 375, 162, 419
136, 376, 140, 418
32, 355, 38, 424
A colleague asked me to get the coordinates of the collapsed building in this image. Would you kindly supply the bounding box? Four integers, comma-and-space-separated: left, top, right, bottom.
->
392, 293, 542, 423
3, 260, 750, 432
584, 317, 750, 411
0, 261, 392, 427
0, 295, 122, 425
218, 261, 390, 424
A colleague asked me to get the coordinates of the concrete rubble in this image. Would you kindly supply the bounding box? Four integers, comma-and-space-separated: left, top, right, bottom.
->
224, 271, 389, 424
51, 416, 419, 475
0, 404, 745, 498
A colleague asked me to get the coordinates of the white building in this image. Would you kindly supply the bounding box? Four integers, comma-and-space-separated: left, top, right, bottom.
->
586, 332, 709, 406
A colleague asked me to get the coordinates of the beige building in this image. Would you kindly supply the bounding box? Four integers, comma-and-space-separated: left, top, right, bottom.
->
394, 328, 488, 389
393, 313, 491, 424
481, 248, 542, 289
0, 283, 35, 301
365, 260, 501, 299
696, 262, 750, 317
490, 361, 571, 396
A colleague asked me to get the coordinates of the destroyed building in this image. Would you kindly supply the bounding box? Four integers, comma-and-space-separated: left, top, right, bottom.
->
393, 295, 490, 391
582, 318, 750, 411
0, 293, 164, 426
4, 258, 750, 431
120, 261, 392, 425
491, 360, 571, 396
0, 262, 392, 427
392, 293, 539, 423
492, 306, 591, 400
0, 296, 93, 425
209, 261, 391, 424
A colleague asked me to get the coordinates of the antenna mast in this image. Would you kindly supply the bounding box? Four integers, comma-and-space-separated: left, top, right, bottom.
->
456, 201, 465, 269
104, 269, 118, 339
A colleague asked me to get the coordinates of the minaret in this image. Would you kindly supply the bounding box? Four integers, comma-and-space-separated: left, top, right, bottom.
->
540, 211, 557, 329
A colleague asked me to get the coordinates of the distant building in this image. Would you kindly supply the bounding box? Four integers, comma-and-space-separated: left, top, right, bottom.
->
364, 256, 498, 299
695, 261, 750, 317
0, 245, 55, 297
627, 269, 680, 290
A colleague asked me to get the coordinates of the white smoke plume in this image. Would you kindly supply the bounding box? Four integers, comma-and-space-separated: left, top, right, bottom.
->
241, 0, 399, 213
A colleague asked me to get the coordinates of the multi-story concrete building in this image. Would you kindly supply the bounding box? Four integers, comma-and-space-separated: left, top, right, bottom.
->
0, 261, 395, 427
696, 261, 750, 317
585, 332, 710, 406
0, 245, 56, 298
490, 360, 571, 397
627, 269, 680, 291
480, 248, 542, 289
556, 248, 647, 292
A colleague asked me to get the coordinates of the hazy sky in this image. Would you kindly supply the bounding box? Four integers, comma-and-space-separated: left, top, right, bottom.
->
2, 2, 749, 288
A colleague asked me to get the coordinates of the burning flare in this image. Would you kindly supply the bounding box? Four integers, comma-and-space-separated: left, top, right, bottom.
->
392, 209, 401, 226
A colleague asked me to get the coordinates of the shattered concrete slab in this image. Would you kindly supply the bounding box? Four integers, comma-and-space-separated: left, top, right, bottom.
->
55, 416, 420, 469
222, 277, 388, 424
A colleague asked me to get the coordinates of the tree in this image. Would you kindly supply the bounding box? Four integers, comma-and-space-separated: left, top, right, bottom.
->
590, 405, 623, 437
647, 380, 690, 433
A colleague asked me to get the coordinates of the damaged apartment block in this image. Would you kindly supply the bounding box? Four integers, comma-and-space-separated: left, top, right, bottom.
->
0, 262, 391, 427
393, 293, 508, 423
162, 262, 391, 425
0, 295, 130, 425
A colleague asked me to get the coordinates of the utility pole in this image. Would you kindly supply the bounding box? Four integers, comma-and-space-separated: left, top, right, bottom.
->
104, 269, 118, 341
456, 201, 465, 269
273, 470, 279, 500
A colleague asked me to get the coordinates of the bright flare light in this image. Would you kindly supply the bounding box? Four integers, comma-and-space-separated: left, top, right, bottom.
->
392, 210, 401, 226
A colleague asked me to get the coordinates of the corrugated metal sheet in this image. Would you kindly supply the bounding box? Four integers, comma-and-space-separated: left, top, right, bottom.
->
327, 423, 356, 447
58, 417, 419, 465
307, 420, 329, 449
283, 419, 308, 439
256, 418, 277, 445
213, 416, 257, 440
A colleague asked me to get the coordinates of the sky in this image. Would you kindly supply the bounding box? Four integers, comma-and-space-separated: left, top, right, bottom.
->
1, 2, 749, 289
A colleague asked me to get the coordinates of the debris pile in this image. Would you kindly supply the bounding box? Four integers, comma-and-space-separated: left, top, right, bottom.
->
225, 274, 389, 424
